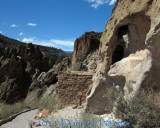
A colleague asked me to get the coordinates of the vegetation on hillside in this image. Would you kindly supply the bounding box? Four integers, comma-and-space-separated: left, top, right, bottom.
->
105, 87, 160, 128
49, 56, 64, 68
0, 96, 61, 120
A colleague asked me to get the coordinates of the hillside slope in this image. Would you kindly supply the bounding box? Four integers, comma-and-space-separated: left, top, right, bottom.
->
0, 34, 66, 57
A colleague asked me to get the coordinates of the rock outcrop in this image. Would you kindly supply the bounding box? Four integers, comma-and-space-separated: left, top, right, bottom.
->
52, 57, 71, 74
25, 31, 102, 103
24, 69, 58, 103
71, 31, 102, 71
0, 43, 49, 103
86, 0, 160, 114
24, 57, 72, 103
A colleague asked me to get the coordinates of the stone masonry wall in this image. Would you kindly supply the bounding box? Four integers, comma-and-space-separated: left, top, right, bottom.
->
57, 71, 93, 106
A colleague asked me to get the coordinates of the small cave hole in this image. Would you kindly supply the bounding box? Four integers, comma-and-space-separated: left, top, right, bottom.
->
15, 56, 19, 61
52, 74, 58, 85
112, 45, 124, 64
118, 25, 129, 38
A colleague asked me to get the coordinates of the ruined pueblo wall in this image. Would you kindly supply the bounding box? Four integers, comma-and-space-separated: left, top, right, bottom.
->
57, 71, 93, 106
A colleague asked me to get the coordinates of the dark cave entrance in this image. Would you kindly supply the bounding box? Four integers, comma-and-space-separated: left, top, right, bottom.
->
112, 45, 124, 64
111, 25, 129, 64
118, 25, 129, 38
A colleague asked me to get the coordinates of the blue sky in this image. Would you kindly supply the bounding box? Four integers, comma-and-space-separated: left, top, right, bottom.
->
0, 0, 116, 51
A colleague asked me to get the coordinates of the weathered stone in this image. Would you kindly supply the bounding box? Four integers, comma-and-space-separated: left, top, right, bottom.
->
0, 44, 49, 103
86, 0, 160, 114
52, 57, 71, 74
71, 31, 102, 71
72, 105, 78, 109
58, 72, 93, 106
25, 70, 58, 103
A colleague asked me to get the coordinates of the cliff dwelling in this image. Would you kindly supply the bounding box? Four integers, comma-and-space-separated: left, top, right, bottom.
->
86, 12, 154, 114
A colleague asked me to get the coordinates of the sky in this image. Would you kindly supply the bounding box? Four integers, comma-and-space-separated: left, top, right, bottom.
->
0, 0, 116, 51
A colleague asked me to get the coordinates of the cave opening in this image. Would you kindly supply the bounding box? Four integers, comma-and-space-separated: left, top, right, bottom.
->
111, 25, 129, 64
118, 25, 129, 38
112, 45, 124, 64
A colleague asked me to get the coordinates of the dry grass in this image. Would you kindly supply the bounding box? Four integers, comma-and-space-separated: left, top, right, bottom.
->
0, 95, 61, 120
28, 95, 61, 112
105, 87, 160, 128
0, 102, 28, 120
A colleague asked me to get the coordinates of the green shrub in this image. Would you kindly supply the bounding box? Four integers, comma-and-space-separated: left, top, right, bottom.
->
79, 110, 100, 128
49, 56, 64, 68
49, 56, 57, 68
104, 87, 123, 113
105, 87, 160, 128
28, 95, 61, 112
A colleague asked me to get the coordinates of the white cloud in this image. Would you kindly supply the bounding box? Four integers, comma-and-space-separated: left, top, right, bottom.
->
109, 0, 116, 5
19, 32, 23, 36
22, 37, 74, 51
0, 31, 2, 34
22, 37, 36, 43
11, 24, 18, 28
87, 0, 116, 8
50, 40, 74, 46
27, 23, 37, 27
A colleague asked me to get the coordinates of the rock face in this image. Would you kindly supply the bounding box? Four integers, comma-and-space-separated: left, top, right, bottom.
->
0, 43, 49, 103
71, 31, 102, 71
25, 31, 102, 103
24, 57, 72, 103
24, 69, 58, 103
52, 57, 71, 74
86, 0, 160, 114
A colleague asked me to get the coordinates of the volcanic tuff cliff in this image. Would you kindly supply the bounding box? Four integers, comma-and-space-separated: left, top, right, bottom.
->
86, 0, 160, 114
72, 31, 102, 71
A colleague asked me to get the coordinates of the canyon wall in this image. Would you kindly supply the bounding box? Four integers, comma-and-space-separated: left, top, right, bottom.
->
86, 0, 160, 114
72, 31, 102, 71
0, 44, 49, 103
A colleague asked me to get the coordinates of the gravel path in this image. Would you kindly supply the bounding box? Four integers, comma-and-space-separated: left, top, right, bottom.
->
0, 109, 38, 128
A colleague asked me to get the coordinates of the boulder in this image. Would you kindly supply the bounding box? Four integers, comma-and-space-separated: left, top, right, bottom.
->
25, 70, 58, 103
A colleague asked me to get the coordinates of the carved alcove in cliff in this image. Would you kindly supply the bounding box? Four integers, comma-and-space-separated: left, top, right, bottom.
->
111, 12, 151, 65
112, 45, 124, 64
111, 25, 129, 64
